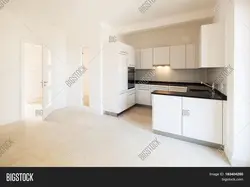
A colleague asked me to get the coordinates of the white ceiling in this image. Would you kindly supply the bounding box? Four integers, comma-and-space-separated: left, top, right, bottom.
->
5, 0, 216, 35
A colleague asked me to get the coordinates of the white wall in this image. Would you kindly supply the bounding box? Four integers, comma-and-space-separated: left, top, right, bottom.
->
136, 68, 208, 83
83, 47, 90, 98
66, 36, 83, 107
231, 0, 250, 166
0, 10, 31, 125
215, 0, 250, 166
0, 8, 68, 125
122, 19, 213, 49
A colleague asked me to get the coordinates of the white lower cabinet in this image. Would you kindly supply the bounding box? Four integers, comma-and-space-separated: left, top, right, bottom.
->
152, 95, 182, 135
118, 90, 136, 113
127, 93, 136, 108
152, 94, 223, 144
182, 97, 223, 144
118, 93, 128, 113
136, 90, 151, 106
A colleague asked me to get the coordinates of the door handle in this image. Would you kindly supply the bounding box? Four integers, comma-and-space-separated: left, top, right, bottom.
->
41, 81, 48, 87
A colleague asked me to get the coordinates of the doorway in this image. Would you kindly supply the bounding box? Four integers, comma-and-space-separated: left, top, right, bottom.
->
82, 47, 90, 107
21, 42, 43, 120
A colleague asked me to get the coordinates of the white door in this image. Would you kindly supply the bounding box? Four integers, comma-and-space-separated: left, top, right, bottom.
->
170, 45, 186, 69
141, 48, 153, 69
22, 42, 43, 119
42, 48, 53, 119
153, 47, 170, 66
152, 95, 182, 135
186, 44, 196, 69
182, 97, 223, 144
42, 47, 67, 119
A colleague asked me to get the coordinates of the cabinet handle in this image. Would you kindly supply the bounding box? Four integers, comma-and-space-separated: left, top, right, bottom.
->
182, 109, 190, 116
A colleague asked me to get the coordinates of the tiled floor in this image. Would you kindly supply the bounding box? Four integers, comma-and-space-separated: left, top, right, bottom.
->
0, 106, 230, 167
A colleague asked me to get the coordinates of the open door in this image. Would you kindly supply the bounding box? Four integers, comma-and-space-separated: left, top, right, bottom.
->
42, 48, 53, 119
42, 47, 67, 119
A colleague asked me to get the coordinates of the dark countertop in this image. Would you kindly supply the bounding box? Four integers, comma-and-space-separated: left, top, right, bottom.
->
135, 80, 204, 87
135, 80, 227, 101
152, 90, 227, 101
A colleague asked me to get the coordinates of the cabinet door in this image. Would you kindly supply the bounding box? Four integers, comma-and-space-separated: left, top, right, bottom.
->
153, 47, 170, 66
127, 46, 135, 67
186, 44, 197, 69
182, 98, 223, 144
141, 48, 153, 69
118, 54, 128, 93
127, 93, 136, 108
170, 45, 186, 69
135, 50, 141, 69
152, 95, 182, 135
136, 90, 151, 105
117, 93, 128, 113
200, 23, 225, 68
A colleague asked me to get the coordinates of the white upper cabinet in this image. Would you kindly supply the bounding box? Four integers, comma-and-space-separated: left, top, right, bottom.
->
140, 48, 153, 69
128, 46, 135, 67
153, 47, 170, 66
200, 23, 225, 68
170, 45, 186, 69
182, 97, 223, 144
186, 44, 197, 69
136, 45, 198, 69
135, 49, 141, 69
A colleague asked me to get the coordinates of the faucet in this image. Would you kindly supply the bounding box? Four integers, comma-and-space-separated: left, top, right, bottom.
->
201, 82, 215, 92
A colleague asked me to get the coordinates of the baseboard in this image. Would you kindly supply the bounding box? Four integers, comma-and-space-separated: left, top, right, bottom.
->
230, 158, 250, 167
153, 130, 223, 149
224, 146, 233, 166
104, 105, 137, 117
135, 104, 152, 108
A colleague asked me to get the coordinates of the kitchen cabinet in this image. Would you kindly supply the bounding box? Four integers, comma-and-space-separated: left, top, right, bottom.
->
150, 85, 169, 105
152, 95, 182, 135
118, 90, 136, 113
182, 97, 223, 144
153, 47, 170, 66
118, 53, 128, 93
135, 50, 141, 69
127, 46, 135, 67
127, 93, 136, 108
136, 84, 151, 105
118, 93, 128, 113
140, 48, 153, 69
200, 23, 225, 68
170, 45, 186, 69
152, 94, 223, 145
136, 84, 171, 106
150, 85, 169, 92
186, 44, 197, 69
136, 90, 151, 106
103, 42, 135, 114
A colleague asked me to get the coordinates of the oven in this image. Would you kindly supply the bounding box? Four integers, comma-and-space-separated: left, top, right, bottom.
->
128, 67, 135, 89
